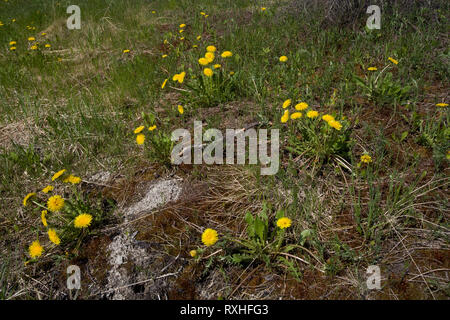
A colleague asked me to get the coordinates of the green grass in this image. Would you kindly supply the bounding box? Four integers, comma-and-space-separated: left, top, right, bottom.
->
0, 0, 449, 299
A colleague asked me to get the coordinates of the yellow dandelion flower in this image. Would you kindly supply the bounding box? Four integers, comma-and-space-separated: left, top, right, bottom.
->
276, 217, 292, 229
201, 228, 218, 246
180, 37, 185, 41
328, 120, 342, 130
213, 64, 221, 69
9, 41, 16, 46
51, 169, 66, 181
172, 71, 186, 83
63, 175, 81, 184
196, 35, 201, 40
221, 51, 232, 58
123, 49, 130, 53
279, 56, 288, 62
368, 67, 377, 71
203, 68, 213, 77
41, 32, 46, 36
360, 154, 372, 164
30, 45, 38, 50
281, 110, 289, 123
205, 51, 215, 63
189, 250, 197, 257
28, 240, 43, 259
179, 23, 186, 28
23, 192, 36, 207
28, 37, 35, 41
198, 57, 209, 66
148, 125, 157, 131
74, 213, 93, 228
436, 103, 448, 107
295, 102, 308, 111
306, 110, 319, 118
10, 46, 16, 51
61, 176, 70, 183
134, 126, 145, 134
282, 99, 291, 109
178, 105, 184, 114
206, 45, 216, 53
193, 45, 198, 48
388, 57, 399, 65
136, 134, 145, 145
41, 210, 48, 227
322, 114, 335, 122
290, 112, 302, 119
42, 185, 54, 193
229, 71, 235, 75
47, 195, 64, 212
45, 44, 51, 48
162, 54, 168, 58
161, 78, 168, 89
71, 176, 82, 184
48, 229, 60, 245
261, 7, 266, 11
200, 12, 206, 16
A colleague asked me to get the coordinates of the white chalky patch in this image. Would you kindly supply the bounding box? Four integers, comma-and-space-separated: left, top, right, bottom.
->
104, 178, 182, 299
89, 171, 112, 184
125, 178, 183, 217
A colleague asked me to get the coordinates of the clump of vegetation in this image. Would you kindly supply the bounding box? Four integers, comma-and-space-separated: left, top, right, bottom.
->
353, 58, 412, 106
22, 169, 113, 262
280, 99, 352, 168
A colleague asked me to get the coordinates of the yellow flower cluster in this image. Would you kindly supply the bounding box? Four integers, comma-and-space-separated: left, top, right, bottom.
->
7, 32, 52, 52
51, 169, 81, 185
360, 154, 372, 164
197, 45, 233, 78
280, 99, 343, 131
23, 169, 93, 260
133, 124, 158, 145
